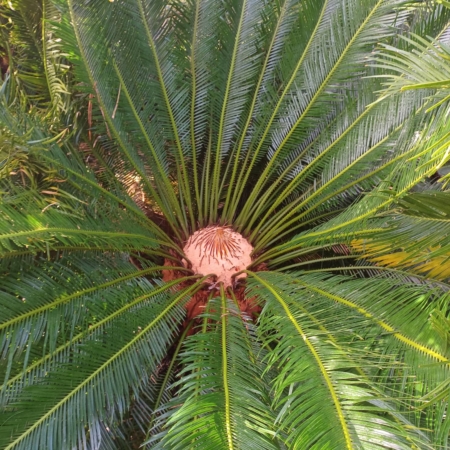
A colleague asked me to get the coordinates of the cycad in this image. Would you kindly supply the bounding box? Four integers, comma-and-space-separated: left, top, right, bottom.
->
1, 0, 450, 448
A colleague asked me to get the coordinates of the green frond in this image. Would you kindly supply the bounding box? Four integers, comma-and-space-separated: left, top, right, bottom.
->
352, 191, 450, 280
247, 270, 449, 448
0, 0, 75, 122
236, 0, 414, 229
65, 0, 193, 235
250, 85, 428, 249
0, 279, 201, 450
0, 197, 172, 258
263, 98, 450, 265
372, 20, 450, 111
150, 296, 279, 450
1, 0, 48, 102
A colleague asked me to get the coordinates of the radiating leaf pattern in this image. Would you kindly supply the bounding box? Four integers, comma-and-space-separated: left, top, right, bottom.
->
1, 0, 450, 448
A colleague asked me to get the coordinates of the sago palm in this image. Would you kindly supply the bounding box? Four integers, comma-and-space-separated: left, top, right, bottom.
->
1, 0, 450, 448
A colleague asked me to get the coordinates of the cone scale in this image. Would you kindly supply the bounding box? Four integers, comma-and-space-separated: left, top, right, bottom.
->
183, 226, 253, 287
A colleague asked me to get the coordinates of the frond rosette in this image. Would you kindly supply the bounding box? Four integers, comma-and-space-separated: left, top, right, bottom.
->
1, 0, 450, 448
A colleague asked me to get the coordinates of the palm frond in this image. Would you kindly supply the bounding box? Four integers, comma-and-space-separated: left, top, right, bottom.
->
0, 279, 201, 450
1, 0, 74, 121
352, 191, 450, 280
247, 270, 449, 448
150, 296, 279, 449
236, 0, 414, 228
1, 0, 48, 102
263, 98, 450, 266
372, 20, 450, 111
